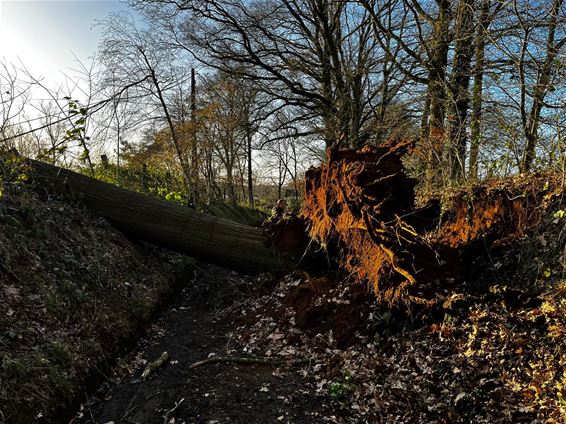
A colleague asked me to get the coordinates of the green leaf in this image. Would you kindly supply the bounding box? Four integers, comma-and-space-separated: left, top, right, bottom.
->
553, 210, 565, 219
543, 268, 551, 278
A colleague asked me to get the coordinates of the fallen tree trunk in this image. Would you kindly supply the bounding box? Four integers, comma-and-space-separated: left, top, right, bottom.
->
25, 158, 288, 273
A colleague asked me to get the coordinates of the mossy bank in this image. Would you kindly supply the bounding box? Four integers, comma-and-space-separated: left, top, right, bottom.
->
0, 182, 194, 423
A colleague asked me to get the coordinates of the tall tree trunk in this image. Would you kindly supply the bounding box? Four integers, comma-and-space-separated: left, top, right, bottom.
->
420, 89, 431, 143
226, 161, 236, 206
376, 63, 393, 144
113, 100, 121, 184
448, 0, 475, 180
521, 0, 564, 172
425, 0, 452, 185
469, 0, 491, 180
190, 68, 199, 206
246, 124, 254, 206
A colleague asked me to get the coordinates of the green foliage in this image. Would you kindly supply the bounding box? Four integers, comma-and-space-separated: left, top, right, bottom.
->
328, 369, 355, 402
165, 191, 184, 203
0, 150, 32, 197
89, 159, 269, 225
63, 97, 91, 166
206, 201, 268, 226
543, 268, 552, 278
91, 161, 187, 203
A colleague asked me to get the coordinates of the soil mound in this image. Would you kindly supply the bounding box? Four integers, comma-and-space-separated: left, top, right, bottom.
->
303, 140, 565, 304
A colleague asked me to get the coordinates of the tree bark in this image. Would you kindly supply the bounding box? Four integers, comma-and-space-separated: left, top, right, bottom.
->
425, 0, 452, 185
469, 0, 491, 180
246, 124, 254, 207
190, 68, 199, 206
27, 159, 287, 273
520, 0, 565, 172
448, 0, 475, 181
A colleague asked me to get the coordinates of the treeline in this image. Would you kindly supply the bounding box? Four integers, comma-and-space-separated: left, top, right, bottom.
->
1, 0, 564, 205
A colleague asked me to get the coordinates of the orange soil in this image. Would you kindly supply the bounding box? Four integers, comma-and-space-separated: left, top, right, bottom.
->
302, 140, 564, 304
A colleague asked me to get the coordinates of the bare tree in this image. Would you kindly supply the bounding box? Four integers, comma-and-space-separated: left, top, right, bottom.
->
98, 13, 196, 199
468, 0, 501, 179
131, 0, 392, 150
0, 62, 32, 143
514, 0, 565, 172
361, 0, 453, 183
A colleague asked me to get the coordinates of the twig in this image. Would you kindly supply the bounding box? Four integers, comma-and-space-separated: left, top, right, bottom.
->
189, 355, 314, 369
141, 351, 169, 380
121, 384, 144, 421
163, 397, 185, 424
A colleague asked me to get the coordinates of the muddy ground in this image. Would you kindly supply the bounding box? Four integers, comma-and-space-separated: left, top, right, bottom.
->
73, 265, 339, 424
72, 256, 565, 424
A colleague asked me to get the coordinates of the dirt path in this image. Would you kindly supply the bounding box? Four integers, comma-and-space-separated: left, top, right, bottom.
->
73, 266, 333, 424
68, 256, 565, 423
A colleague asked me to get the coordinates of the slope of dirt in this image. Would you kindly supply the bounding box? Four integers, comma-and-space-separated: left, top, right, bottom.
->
0, 182, 193, 423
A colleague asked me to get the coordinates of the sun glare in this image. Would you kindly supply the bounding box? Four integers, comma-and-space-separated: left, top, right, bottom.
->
0, 1, 60, 81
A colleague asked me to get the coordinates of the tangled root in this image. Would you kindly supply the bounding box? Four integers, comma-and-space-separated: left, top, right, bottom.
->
303, 140, 564, 305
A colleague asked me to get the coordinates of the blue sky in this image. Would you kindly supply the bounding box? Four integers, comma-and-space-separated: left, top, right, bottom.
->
0, 0, 135, 82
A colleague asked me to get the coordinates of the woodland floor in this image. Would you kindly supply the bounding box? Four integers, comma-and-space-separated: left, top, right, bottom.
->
72, 260, 565, 424
72, 265, 339, 424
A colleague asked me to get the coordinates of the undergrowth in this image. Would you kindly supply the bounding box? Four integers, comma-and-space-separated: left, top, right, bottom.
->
0, 155, 193, 423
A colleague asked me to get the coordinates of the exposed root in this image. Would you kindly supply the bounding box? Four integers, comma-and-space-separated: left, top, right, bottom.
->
432, 174, 563, 248
303, 139, 436, 304
302, 139, 565, 305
